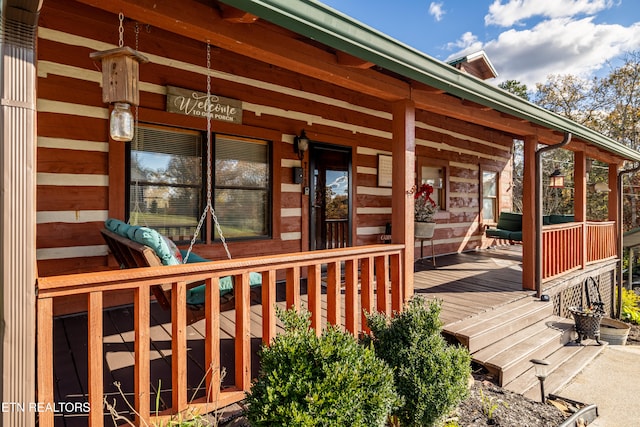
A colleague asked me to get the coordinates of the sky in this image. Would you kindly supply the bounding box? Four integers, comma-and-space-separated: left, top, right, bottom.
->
320, 0, 640, 89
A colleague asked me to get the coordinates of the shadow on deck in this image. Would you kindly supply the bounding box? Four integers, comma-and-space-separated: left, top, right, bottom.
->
51, 246, 531, 426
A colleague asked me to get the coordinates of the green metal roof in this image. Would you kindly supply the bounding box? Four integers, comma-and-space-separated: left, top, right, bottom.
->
223, 0, 640, 162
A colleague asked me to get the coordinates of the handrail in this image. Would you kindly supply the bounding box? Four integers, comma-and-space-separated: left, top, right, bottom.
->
36, 244, 405, 426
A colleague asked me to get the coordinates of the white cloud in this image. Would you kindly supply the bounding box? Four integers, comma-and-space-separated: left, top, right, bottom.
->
447, 16, 640, 88
485, 0, 614, 27
446, 31, 482, 51
429, 2, 445, 22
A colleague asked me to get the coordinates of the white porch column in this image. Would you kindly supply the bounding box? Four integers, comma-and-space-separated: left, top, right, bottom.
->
391, 99, 415, 303
1, 2, 41, 426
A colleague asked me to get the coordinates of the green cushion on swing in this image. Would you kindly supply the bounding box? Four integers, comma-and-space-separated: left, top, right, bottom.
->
179, 249, 262, 305
185, 272, 262, 305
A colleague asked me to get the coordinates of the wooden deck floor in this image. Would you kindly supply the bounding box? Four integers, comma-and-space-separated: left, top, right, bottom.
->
51, 246, 532, 426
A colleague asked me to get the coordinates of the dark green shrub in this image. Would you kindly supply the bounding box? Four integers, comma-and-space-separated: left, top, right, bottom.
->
246, 308, 399, 427
364, 297, 471, 427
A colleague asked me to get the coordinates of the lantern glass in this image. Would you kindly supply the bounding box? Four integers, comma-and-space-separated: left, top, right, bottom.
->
549, 174, 564, 188
110, 103, 134, 141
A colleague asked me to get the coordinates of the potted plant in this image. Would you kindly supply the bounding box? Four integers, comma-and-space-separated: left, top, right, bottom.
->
414, 183, 438, 238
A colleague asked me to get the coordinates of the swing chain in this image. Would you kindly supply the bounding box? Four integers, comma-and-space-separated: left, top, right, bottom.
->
118, 12, 124, 48
184, 40, 232, 262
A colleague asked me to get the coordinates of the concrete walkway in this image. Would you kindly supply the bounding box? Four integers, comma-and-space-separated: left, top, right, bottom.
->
558, 345, 640, 426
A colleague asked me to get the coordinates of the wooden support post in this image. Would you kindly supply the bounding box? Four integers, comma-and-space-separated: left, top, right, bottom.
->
391, 99, 415, 303
522, 136, 537, 291
205, 277, 220, 402
609, 164, 620, 259
575, 151, 587, 269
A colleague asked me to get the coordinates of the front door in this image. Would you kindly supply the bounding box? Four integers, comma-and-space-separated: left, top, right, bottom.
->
309, 144, 352, 250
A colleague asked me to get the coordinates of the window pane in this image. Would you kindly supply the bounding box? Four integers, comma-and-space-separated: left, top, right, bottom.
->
216, 137, 269, 187
483, 171, 497, 197
483, 198, 496, 222
129, 126, 202, 241
214, 189, 269, 238
213, 135, 271, 239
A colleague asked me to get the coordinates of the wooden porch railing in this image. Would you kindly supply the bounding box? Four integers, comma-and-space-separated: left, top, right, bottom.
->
542, 221, 617, 280
586, 221, 616, 263
325, 218, 349, 249
36, 244, 404, 426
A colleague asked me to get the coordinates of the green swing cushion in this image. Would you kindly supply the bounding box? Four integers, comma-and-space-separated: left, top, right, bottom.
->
104, 218, 262, 306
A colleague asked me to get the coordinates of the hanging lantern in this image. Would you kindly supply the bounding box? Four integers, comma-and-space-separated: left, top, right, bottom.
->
90, 46, 149, 141
548, 168, 565, 188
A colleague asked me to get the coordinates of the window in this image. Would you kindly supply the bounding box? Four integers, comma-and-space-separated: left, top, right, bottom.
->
214, 135, 271, 239
421, 165, 446, 210
482, 170, 498, 222
129, 125, 203, 241
128, 127, 271, 242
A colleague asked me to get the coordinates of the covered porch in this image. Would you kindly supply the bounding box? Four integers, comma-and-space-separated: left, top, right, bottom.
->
1, 0, 639, 426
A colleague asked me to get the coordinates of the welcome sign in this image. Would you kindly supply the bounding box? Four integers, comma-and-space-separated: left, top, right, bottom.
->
166, 85, 242, 124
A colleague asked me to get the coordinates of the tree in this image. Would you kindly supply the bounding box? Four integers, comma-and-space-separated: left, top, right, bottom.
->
502, 52, 640, 226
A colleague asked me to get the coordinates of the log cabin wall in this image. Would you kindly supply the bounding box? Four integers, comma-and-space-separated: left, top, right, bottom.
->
35, 0, 513, 277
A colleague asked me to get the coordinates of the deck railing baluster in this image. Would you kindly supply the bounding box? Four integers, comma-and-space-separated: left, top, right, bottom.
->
344, 259, 358, 335
205, 277, 220, 402
87, 291, 104, 427
172, 281, 188, 412
235, 273, 251, 391
134, 286, 150, 424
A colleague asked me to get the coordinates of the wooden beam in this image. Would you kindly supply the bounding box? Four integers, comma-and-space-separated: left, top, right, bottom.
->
391, 99, 415, 302
522, 135, 537, 291
220, 5, 259, 23
575, 151, 587, 269
336, 51, 374, 69
76, 0, 410, 101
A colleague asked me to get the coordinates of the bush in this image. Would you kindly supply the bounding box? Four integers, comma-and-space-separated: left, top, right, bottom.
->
621, 288, 640, 324
246, 308, 399, 427
364, 297, 472, 427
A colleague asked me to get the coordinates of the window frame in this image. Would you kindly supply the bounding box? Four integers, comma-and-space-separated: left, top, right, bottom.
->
416, 157, 449, 212
480, 167, 500, 225
124, 122, 274, 244
211, 133, 273, 241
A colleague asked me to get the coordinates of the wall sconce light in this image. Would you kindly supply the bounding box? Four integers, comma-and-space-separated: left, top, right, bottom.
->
548, 168, 565, 188
294, 130, 309, 160
530, 358, 550, 403
90, 46, 149, 141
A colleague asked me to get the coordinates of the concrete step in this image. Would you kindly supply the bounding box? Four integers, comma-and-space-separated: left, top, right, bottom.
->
482, 317, 575, 386
444, 297, 554, 353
